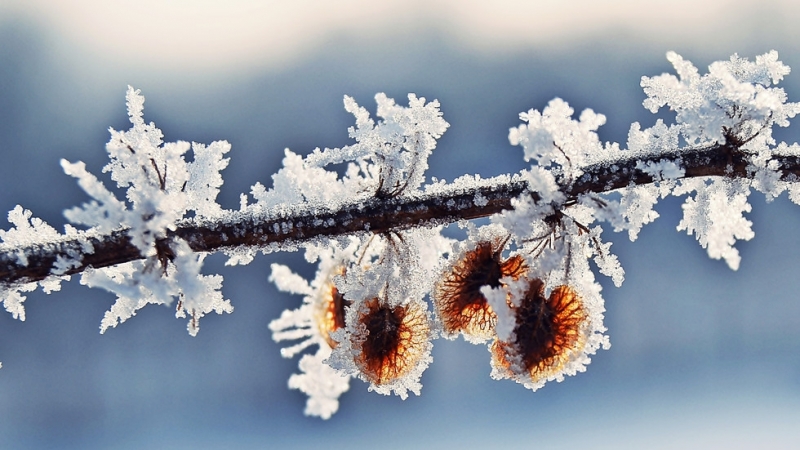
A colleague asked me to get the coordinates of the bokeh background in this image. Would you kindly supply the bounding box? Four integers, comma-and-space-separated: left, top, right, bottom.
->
2, 1, 800, 448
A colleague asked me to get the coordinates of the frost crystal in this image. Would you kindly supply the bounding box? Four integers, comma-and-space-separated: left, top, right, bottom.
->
324, 227, 450, 399
0, 206, 72, 321
242, 92, 449, 219
635, 51, 799, 269
502, 50, 797, 286
675, 179, 754, 270
63, 86, 231, 253
86, 239, 233, 336
288, 347, 350, 419
60, 86, 234, 335
263, 92, 452, 407
305, 93, 449, 197
0, 206, 62, 258
641, 51, 800, 145
268, 242, 359, 418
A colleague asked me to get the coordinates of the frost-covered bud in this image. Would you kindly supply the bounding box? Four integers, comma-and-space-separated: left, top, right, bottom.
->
433, 238, 527, 343
349, 297, 431, 388
490, 279, 588, 388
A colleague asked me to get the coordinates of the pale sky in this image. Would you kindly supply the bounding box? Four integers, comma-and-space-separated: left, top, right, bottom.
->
4, 0, 799, 73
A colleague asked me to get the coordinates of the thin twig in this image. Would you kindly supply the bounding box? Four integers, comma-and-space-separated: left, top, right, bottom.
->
1, 141, 798, 285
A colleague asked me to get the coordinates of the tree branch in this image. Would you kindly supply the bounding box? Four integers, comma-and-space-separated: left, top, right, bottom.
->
2, 141, 799, 285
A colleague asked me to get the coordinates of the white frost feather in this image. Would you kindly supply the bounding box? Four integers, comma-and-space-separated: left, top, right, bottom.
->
676, 179, 754, 270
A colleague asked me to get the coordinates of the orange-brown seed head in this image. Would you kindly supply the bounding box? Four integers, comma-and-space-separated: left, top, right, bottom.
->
433, 239, 527, 340
491, 279, 587, 383
352, 298, 430, 386
316, 280, 351, 349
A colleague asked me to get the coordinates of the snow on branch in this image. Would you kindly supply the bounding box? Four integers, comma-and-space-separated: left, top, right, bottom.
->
3, 142, 799, 285
1, 50, 800, 418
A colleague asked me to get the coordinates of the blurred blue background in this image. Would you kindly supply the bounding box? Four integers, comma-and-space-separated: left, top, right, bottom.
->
1, 1, 800, 448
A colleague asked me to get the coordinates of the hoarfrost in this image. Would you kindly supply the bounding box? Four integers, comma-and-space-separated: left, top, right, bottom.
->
172, 240, 233, 336
675, 178, 753, 270
481, 283, 515, 341
0, 206, 63, 255
60, 86, 234, 335
63, 86, 232, 254
626, 120, 682, 157
3, 50, 800, 412
602, 184, 662, 242
641, 51, 800, 146
223, 247, 258, 266
748, 150, 785, 202
0, 282, 36, 321
0, 206, 73, 320
487, 235, 611, 392
305, 93, 449, 197
268, 241, 360, 418
509, 98, 608, 177
296, 226, 450, 401
494, 167, 563, 240
636, 159, 685, 182
247, 149, 347, 210
186, 140, 231, 218
631, 51, 800, 270
288, 346, 350, 420
87, 239, 232, 335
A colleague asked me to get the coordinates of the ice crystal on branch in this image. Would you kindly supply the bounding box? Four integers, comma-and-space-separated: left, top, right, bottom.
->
0, 206, 72, 321
320, 228, 450, 400
638, 51, 800, 268
509, 98, 624, 181
230, 92, 449, 268
64, 86, 231, 251
61, 86, 233, 334
674, 179, 754, 270
244, 149, 350, 212
641, 50, 799, 146
306, 93, 448, 197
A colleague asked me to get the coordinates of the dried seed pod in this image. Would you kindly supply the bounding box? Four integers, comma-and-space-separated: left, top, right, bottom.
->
351, 297, 431, 386
433, 239, 527, 341
491, 278, 588, 386
314, 268, 351, 348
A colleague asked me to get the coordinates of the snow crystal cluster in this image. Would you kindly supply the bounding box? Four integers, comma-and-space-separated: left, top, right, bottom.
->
637, 51, 800, 269
0, 206, 73, 322
2, 51, 799, 416
1, 86, 234, 336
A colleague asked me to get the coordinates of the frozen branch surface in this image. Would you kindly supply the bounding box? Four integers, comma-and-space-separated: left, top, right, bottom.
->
2, 141, 798, 285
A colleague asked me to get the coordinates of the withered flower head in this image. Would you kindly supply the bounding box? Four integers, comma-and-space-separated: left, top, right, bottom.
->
314, 267, 351, 348
433, 238, 527, 341
351, 297, 431, 387
491, 278, 588, 386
